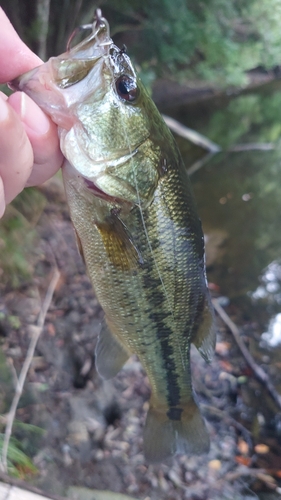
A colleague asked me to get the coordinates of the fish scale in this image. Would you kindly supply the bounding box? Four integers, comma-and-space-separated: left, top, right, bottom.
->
11, 11, 216, 463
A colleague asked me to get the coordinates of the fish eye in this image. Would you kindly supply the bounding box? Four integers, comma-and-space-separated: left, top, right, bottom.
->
115, 75, 139, 102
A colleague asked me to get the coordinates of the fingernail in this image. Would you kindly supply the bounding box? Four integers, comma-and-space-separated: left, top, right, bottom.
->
0, 98, 9, 121
20, 92, 50, 134
0, 91, 8, 101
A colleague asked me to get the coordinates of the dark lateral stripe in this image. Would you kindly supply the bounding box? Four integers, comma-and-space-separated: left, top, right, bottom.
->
139, 234, 181, 408
189, 292, 206, 342
148, 310, 180, 407
167, 407, 183, 421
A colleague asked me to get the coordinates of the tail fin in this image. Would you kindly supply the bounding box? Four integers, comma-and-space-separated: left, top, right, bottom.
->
143, 398, 209, 463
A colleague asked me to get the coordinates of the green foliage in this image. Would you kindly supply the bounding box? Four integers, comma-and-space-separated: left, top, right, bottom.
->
189, 0, 264, 85
2, 0, 281, 87
0, 188, 45, 289
0, 434, 38, 477
13, 421, 45, 436
0, 348, 44, 477
106, 0, 281, 87
0, 211, 36, 288
7, 315, 21, 330
0, 349, 14, 414
242, 0, 281, 68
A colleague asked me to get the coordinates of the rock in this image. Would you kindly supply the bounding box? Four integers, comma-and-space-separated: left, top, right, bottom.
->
68, 486, 138, 500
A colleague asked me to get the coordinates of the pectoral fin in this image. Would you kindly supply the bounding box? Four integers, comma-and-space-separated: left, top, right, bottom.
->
96, 209, 143, 270
95, 321, 130, 380
191, 296, 216, 362
73, 227, 85, 264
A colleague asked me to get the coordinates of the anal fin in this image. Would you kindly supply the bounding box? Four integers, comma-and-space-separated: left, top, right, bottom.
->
95, 322, 130, 380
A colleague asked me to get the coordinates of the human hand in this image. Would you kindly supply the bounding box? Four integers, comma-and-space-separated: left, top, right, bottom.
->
0, 8, 63, 218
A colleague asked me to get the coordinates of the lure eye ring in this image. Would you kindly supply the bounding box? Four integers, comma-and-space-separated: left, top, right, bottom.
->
115, 75, 139, 103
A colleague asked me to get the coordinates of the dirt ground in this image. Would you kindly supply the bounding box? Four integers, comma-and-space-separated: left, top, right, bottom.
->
0, 181, 281, 500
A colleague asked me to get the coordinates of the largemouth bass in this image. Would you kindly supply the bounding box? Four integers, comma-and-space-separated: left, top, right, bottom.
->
11, 11, 216, 463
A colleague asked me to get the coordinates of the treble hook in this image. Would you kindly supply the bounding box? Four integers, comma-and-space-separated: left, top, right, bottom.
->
93, 8, 111, 47
66, 9, 111, 52
66, 24, 92, 51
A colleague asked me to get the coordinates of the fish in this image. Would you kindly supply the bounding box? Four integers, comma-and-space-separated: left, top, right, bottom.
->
10, 10, 216, 463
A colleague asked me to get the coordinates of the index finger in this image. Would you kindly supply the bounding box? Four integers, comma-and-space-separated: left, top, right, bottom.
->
0, 8, 42, 83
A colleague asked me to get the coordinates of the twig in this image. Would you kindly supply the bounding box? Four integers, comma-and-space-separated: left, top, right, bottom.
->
187, 151, 216, 175
162, 115, 275, 175
36, 0, 51, 61
162, 114, 221, 153
0, 471, 68, 500
0, 268, 60, 473
201, 403, 252, 448
227, 143, 275, 152
224, 467, 278, 491
212, 298, 281, 410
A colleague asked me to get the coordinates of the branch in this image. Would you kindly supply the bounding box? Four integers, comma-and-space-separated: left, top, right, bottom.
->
187, 152, 216, 175
224, 467, 279, 491
0, 268, 60, 473
162, 114, 221, 153
227, 143, 274, 152
162, 115, 275, 177
201, 403, 252, 448
212, 298, 281, 410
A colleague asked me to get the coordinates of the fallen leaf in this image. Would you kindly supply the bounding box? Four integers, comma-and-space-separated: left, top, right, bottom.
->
54, 272, 66, 292
238, 439, 249, 455
208, 282, 220, 291
254, 444, 270, 454
208, 459, 221, 471
219, 360, 234, 372
47, 322, 56, 336
235, 456, 251, 466
215, 342, 231, 356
